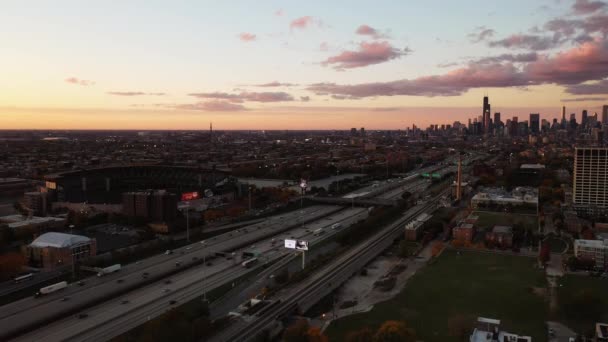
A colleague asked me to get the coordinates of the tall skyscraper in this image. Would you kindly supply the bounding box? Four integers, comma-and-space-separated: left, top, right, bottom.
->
494, 112, 501, 126
562, 106, 566, 121
573, 147, 608, 211
602, 105, 608, 124
529, 113, 540, 134
482, 96, 490, 134
582, 110, 588, 126
509, 116, 518, 136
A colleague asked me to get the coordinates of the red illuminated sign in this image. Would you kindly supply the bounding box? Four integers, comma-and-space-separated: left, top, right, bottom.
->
181, 192, 199, 201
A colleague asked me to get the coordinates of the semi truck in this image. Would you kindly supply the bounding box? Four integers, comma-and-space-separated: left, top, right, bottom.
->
97, 264, 121, 277
34, 281, 67, 297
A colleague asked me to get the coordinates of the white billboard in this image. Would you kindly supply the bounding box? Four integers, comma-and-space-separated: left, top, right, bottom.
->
284, 239, 296, 249
295, 240, 309, 251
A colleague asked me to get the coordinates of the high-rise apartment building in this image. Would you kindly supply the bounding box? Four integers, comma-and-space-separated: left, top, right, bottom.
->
573, 147, 608, 212
602, 105, 608, 125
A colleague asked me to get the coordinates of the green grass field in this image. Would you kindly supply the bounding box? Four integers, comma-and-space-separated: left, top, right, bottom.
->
556, 275, 608, 336
326, 250, 548, 341
472, 211, 539, 231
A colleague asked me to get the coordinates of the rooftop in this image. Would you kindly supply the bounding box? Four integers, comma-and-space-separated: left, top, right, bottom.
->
575, 239, 608, 248
0, 215, 66, 229
520, 164, 545, 169
30, 232, 91, 248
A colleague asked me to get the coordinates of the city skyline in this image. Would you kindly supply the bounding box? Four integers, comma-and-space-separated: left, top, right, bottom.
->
2, 0, 608, 129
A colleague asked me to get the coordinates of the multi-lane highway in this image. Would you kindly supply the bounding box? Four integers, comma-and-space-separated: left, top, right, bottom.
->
4, 206, 371, 342
1, 205, 343, 341
212, 190, 448, 342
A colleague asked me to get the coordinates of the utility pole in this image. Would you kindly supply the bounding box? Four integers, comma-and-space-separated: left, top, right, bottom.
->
248, 186, 252, 212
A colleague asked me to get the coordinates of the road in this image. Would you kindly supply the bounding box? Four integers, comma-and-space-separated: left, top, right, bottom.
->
0, 205, 342, 341
6, 207, 368, 342
212, 190, 447, 342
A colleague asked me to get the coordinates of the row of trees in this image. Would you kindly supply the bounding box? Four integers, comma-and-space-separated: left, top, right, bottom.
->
343, 320, 417, 342
283, 319, 418, 342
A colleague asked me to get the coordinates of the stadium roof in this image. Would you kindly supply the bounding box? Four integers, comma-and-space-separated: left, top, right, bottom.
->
30, 232, 91, 248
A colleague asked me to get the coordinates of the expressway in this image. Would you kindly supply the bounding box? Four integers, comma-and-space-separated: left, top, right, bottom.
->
7, 207, 369, 342
0, 205, 343, 341
212, 190, 448, 342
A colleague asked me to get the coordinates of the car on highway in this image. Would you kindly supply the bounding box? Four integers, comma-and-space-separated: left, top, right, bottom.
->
163, 288, 170, 293
186, 246, 192, 250
77, 281, 85, 286
169, 300, 177, 305
165, 279, 172, 284
142, 272, 149, 278
77, 313, 88, 319
60, 297, 69, 302
175, 261, 181, 267
121, 300, 129, 304
165, 250, 173, 255
206, 262, 212, 266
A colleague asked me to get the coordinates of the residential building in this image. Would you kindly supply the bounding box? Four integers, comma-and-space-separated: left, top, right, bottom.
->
122, 190, 177, 222
597, 323, 608, 342
470, 317, 532, 342
574, 239, 608, 270
404, 213, 431, 241
573, 147, 608, 214
485, 226, 514, 248
453, 223, 475, 243
471, 187, 538, 211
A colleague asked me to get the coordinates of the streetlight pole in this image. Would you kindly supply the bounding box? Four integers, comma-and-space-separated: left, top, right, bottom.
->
185, 203, 190, 243
336, 170, 340, 193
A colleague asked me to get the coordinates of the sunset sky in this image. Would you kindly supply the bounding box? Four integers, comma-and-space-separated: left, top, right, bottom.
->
1, 0, 608, 130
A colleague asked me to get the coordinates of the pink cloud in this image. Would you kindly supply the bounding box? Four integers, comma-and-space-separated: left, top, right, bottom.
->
175, 100, 247, 111
561, 96, 608, 102
488, 34, 559, 50
188, 91, 294, 102
107, 91, 165, 96
355, 24, 387, 39
65, 77, 94, 86
252, 81, 298, 87
321, 41, 411, 70
290, 16, 314, 30
275, 9, 284, 16
308, 39, 608, 97
565, 79, 608, 94
572, 0, 607, 14
319, 42, 329, 51
238, 32, 257, 42
524, 39, 608, 84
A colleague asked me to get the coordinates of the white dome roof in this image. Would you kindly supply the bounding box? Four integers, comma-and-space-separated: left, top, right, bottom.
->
30, 232, 91, 248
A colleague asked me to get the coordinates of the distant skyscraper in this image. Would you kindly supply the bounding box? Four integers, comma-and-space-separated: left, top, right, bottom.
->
562, 106, 566, 121
530, 113, 540, 134
573, 147, 608, 211
494, 112, 501, 126
350, 128, 358, 136
582, 110, 588, 126
509, 116, 518, 136
360, 127, 365, 136
602, 105, 608, 124
482, 96, 490, 134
